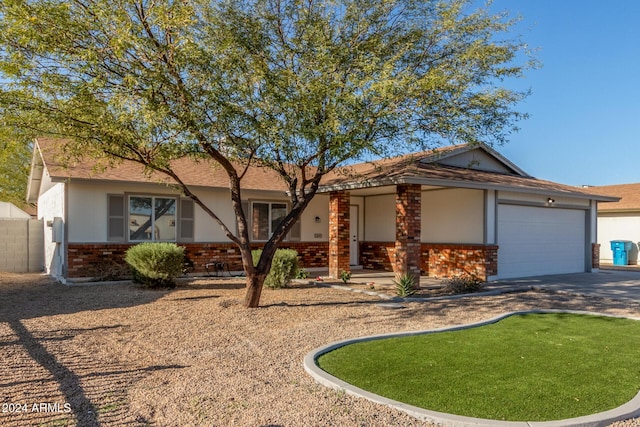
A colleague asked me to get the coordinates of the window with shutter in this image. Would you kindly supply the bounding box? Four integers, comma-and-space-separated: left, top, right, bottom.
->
107, 194, 125, 241
179, 198, 195, 241
289, 218, 301, 241
108, 194, 193, 243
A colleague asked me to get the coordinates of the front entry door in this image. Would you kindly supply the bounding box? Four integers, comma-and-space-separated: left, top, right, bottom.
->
350, 205, 359, 266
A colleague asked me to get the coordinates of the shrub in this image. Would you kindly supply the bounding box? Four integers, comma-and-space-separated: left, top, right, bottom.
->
124, 242, 185, 288
93, 258, 130, 281
443, 273, 485, 294
296, 268, 310, 279
394, 273, 416, 297
252, 249, 300, 289
340, 270, 352, 284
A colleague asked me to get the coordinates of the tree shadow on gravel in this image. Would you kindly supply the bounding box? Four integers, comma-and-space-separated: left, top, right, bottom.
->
0, 274, 186, 427
264, 287, 640, 324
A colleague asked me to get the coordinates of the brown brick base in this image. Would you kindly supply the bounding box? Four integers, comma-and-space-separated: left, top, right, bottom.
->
66, 242, 329, 279
592, 243, 600, 269
359, 241, 498, 280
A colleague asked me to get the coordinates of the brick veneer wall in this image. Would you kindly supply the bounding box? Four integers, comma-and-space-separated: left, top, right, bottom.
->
359, 241, 498, 280
592, 243, 600, 269
66, 242, 329, 279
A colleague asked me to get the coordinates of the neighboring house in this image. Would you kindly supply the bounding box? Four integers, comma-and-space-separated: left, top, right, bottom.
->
590, 183, 640, 265
27, 138, 617, 283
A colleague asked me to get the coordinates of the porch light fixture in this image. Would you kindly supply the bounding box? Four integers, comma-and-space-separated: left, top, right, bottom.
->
315, 216, 321, 223
547, 198, 555, 205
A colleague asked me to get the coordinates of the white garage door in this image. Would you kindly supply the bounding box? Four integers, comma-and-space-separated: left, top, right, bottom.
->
498, 205, 586, 279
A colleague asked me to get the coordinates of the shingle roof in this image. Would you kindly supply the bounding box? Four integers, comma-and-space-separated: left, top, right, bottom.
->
36, 137, 290, 192
32, 138, 616, 202
320, 146, 616, 201
588, 183, 640, 211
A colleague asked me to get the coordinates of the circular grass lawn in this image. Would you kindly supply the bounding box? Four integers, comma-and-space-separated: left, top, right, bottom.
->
317, 313, 640, 421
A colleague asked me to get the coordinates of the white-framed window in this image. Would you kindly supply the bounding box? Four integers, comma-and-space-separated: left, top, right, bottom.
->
129, 195, 176, 241
248, 201, 301, 242
108, 194, 194, 242
251, 201, 287, 241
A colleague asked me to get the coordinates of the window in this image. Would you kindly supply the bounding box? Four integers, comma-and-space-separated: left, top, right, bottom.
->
109, 195, 193, 242
107, 194, 126, 241
179, 198, 195, 241
129, 196, 177, 241
251, 201, 287, 241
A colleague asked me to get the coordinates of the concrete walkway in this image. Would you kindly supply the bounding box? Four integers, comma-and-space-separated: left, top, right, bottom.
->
331, 268, 640, 302
487, 269, 640, 301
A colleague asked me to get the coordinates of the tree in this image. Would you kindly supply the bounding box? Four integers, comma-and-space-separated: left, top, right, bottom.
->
0, 128, 32, 209
0, 0, 533, 307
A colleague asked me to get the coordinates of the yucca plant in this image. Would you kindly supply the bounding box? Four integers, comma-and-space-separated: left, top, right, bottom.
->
394, 273, 416, 297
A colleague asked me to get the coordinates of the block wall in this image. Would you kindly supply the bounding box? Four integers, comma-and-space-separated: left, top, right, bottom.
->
0, 219, 44, 273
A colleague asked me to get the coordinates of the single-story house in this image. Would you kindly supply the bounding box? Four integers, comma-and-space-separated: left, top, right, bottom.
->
27, 138, 617, 283
590, 183, 640, 265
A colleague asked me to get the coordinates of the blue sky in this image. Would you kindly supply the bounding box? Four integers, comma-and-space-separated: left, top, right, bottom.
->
482, 0, 640, 186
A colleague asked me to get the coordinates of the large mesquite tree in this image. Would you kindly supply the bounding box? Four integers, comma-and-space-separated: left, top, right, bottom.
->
0, 0, 532, 307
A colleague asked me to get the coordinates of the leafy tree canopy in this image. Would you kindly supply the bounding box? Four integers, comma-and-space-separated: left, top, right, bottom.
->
0, 0, 534, 306
0, 127, 32, 209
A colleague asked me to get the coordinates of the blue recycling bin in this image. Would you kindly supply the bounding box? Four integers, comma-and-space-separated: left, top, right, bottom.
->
610, 240, 633, 266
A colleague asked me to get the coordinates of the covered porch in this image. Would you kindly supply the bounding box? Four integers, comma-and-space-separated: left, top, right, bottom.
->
324, 183, 499, 285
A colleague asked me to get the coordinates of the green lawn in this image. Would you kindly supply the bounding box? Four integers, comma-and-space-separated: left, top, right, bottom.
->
317, 313, 640, 421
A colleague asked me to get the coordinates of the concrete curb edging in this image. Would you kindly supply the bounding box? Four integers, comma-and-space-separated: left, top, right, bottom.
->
303, 310, 640, 427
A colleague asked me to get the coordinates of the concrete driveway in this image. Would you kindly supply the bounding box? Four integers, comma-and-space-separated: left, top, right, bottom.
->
488, 269, 640, 301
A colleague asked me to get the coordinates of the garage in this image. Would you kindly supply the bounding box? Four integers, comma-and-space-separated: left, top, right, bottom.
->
497, 204, 586, 279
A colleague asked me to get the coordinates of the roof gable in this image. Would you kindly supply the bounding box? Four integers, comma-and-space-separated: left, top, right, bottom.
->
420, 144, 528, 176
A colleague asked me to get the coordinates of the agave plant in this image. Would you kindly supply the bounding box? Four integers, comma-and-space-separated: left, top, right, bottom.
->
394, 273, 416, 297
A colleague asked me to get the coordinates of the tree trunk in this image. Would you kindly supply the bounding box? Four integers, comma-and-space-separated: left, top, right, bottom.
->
243, 272, 266, 308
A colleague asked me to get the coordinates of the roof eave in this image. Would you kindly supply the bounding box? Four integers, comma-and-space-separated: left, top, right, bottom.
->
26, 141, 45, 204
319, 175, 620, 201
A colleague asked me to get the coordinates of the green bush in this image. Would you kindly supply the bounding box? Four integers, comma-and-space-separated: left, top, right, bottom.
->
394, 273, 416, 297
340, 270, 352, 284
125, 242, 185, 288
252, 249, 300, 289
443, 273, 485, 294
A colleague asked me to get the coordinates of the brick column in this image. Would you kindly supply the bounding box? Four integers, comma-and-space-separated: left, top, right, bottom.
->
329, 191, 350, 279
592, 243, 600, 269
394, 184, 421, 285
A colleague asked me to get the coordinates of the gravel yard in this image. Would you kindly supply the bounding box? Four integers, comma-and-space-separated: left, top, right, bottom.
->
1, 272, 640, 427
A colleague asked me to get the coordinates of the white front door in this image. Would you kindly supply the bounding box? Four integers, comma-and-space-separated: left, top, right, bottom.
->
350, 205, 359, 266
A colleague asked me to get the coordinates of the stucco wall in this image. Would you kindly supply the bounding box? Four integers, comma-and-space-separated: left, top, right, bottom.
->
67, 181, 337, 244
363, 188, 485, 243
498, 191, 590, 207
422, 188, 484, 243
598, 212, 640, 264
38, 180, 65, 277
